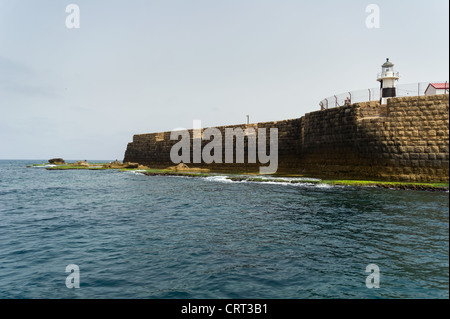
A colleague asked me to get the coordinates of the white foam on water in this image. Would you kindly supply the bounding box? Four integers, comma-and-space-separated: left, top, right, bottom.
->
252, 181, 330, 188
315, 183, 333, 189
124, 170, 147, 175
255, 181, 295, 186
256, 176, 321, 183
32, 164, 56, 168
128, 171, 357, 190
204, 175, 331, 188
205, 175, 235, 183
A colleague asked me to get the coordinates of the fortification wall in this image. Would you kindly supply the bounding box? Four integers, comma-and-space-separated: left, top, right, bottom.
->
124, 119, 302, 173
124, 94, 449, 182
365, 95, 448, 182
298, 95, 449, 181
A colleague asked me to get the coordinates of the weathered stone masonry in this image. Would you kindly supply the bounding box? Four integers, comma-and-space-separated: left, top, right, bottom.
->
124, 95, 449, 182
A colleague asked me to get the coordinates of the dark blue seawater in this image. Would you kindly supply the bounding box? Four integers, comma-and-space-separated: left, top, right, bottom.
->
0, 160, 448, 299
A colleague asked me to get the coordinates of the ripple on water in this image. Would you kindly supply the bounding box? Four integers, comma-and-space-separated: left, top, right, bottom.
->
0, 160, 448, 299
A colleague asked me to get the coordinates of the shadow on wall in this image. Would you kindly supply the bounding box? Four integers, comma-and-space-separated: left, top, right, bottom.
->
124, 95, 449, 182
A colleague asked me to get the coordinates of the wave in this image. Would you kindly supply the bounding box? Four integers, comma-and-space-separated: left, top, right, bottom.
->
31, 164, 56, 168
205, 175, 235, 183
123, 169, 148, 176
205, 174, 331, 188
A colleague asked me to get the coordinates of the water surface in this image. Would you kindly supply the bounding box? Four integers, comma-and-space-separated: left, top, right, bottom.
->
0, 160, 448, 298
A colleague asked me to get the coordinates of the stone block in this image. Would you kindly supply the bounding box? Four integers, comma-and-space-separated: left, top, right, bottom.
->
410, 160, 420, 167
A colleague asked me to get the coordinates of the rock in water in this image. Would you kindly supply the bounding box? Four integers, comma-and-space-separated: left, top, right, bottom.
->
73, 160, 89, 167
49, 158, 65, 165
175, 163, 190, 170
124, 162, 139, 169
167, 163, 209, 172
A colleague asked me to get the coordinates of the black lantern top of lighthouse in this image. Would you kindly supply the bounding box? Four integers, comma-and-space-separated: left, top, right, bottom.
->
382, 58, 394, 68
377, 58, 399, 82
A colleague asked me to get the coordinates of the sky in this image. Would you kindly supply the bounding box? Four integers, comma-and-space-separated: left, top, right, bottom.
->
0, 0, 448, 160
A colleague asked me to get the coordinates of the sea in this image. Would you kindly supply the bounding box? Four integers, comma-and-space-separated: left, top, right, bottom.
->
0, 160, 448, 299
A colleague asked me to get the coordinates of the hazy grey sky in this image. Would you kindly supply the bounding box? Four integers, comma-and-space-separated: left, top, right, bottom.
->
1, 0, 448, 160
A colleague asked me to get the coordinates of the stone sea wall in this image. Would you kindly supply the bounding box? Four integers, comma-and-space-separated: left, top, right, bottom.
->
124, 94, 449, 182
123, 119, 302, 173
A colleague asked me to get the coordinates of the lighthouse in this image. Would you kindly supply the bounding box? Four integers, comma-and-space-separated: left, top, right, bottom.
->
377, 58, 400, 104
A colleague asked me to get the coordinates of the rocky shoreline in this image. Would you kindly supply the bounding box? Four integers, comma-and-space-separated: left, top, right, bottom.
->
135, 170, 449, 192
226, 177, 449, 192
28, 159, 449, 192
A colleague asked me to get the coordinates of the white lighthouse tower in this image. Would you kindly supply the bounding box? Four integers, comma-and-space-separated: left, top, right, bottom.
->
377, 58, 400, 104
